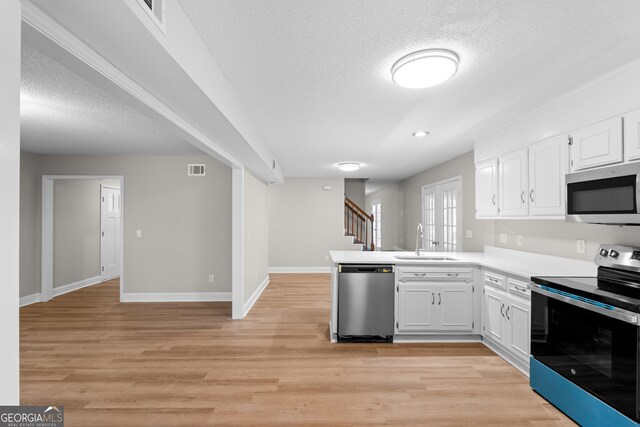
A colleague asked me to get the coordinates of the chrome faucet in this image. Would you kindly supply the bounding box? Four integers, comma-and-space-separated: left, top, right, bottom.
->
415, 223, 423, 255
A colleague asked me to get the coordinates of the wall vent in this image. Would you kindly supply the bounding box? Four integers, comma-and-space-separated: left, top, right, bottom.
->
188, 164, 206, 176
137, 0, 166, 33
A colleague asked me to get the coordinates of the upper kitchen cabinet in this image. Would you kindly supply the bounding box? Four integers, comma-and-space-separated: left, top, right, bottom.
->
498, 149, 528, 217
625, 108, 640, 161
475, 158, 499, 217
569, 116, 623, 171
528, 136, 568, 216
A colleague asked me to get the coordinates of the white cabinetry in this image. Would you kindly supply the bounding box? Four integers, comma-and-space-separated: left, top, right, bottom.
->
570, 116, 623, 171
498, 149, 528, 217
625, 108, 640, 161
481, 272, 531, 367
528, 136, 568, 216
475, 159, 499, 217
396, 269, 474, 334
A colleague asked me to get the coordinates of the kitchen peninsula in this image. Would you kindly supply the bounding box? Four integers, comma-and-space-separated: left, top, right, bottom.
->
329, 246, 596, 374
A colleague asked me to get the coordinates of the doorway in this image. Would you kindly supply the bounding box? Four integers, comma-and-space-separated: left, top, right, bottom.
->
42, 175, 125, 302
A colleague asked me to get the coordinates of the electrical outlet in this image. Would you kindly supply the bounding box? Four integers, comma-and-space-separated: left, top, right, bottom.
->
209, 274, 215, 284
465, 230, 473, 239
516, 235, 523, 246
499, 233, 508, 243
577, 240, 586, 254
324, 255, 329, 261
136, 229, 142, 238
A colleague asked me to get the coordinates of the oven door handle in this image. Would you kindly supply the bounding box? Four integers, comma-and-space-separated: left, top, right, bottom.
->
530, 283, 640, 325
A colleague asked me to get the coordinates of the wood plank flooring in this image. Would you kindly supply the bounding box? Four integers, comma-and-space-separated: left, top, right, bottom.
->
20, 274, 574, 426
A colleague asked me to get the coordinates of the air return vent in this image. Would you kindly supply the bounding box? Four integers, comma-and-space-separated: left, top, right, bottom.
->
188, 164, 206, 176
137, 0, 166, 33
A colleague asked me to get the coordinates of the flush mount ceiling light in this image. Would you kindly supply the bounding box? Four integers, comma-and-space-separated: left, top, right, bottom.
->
391, 49, 459, 89
337, 162, 361, 172
412, 130, 430, 138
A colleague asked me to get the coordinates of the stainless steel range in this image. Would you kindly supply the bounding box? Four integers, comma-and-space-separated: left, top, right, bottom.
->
530, 245, 640, 427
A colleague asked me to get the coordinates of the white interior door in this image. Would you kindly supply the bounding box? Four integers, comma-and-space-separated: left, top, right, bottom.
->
101, 185, 121, 281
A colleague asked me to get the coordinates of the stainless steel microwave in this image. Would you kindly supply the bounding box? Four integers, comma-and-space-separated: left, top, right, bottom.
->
566, 163, 640, 225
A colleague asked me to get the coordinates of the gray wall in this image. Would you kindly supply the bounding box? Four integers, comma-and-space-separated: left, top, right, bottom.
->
20, 153, 232, 296
53, 180, 101, 288
268, 178, 354, 268
367, 151, 492, 252
20, 152, 41, 297
243, 170, 269, 301
493, 220, 640, 261
344, 178, 366, 209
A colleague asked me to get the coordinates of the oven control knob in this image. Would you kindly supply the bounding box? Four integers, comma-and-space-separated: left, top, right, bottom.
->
599, 249, 609, 257
609, 250, 619, 259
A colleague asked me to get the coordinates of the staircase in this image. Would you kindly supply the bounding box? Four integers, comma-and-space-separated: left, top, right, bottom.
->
344, 197, 375, 251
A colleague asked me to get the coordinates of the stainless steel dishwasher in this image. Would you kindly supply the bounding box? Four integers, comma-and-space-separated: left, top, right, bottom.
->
337, 264, 394, 342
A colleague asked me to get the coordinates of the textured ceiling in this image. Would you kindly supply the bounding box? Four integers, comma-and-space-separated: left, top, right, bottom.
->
177, 0, 640, 188
21, 43, 202, 156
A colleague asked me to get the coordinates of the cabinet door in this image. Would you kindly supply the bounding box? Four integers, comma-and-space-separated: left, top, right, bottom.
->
397, 283, 436, 333
570, 116, 623, 171
625, 109, 640, 161
482, 287, 506, 345
475, 159, 498, 217
436, 284, 473, 331
498, 149, 528, 216
528, 136, 568, 216
506, 297, 530, 363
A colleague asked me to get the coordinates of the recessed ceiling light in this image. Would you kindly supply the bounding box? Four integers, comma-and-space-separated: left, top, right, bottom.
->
391, 49, 459, 89
337, 162, 361, 172
412, 130, 430, 138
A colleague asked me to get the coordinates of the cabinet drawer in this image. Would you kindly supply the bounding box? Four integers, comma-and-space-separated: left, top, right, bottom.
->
508, 278, 530, 300
398, 269, 473, 282
484, 271, 506, 291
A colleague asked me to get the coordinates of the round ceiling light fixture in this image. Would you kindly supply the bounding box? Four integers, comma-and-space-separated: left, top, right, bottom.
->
337, 162, 361, 172
412, 130, 430, 138
391, 49, 459, 89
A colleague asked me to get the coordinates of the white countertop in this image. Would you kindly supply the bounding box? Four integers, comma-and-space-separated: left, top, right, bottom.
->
329, 246, 597, 279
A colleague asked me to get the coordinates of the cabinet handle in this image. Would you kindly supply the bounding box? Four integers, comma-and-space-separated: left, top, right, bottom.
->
514, 285, 527, 293
529, 189, 534, 202
506, 306, 511, 320
492, 194, 496, 206
415, 273, 427, 277
432, 293, 435, 305
521, 190, 525, 203
447, 273, 460, 277
438, 293, 442, 305
500, 303, 505, 317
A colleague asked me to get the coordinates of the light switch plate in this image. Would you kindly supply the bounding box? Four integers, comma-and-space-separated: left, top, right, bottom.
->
136, 230, 142, 238
577, 240, 586, 254
499, 233, 508, 243
209, 275, 215, 284
516, 235, 523, 246
465, 230, 473, 239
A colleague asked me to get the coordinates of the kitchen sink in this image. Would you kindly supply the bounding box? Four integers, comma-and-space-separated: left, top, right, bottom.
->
394, 255, 457, 261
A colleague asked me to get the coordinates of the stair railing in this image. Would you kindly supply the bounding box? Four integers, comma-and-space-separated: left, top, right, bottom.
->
344, 197, 375, 251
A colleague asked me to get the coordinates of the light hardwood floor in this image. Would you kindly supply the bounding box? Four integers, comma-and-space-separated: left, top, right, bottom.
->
20, 274, 574, 426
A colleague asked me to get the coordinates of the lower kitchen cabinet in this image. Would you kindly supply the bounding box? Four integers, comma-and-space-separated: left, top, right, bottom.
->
396, 282, 473, 333
481, 284, 530, 365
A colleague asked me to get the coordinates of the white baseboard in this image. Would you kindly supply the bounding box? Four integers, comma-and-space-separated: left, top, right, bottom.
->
268, 267, 331, 273
53, 275, 101, 298
242, 276, 270, 317
121, 292, 231, 302
20, 293, 42, 307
